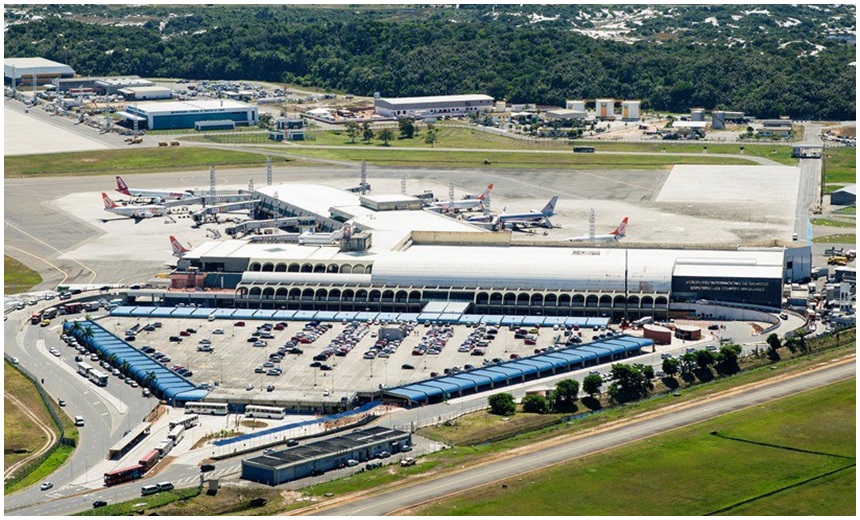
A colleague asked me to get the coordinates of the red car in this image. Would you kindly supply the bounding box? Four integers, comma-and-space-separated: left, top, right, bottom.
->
510, 353, 521, 359
234, 321, 246, 327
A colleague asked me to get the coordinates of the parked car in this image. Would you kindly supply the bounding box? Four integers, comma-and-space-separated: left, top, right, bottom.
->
40, 482, 53, 491
92, 500, 108, 508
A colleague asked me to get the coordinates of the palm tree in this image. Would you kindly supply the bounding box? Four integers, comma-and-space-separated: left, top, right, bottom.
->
106, 353, 119, 367
81, 325, 94, 347
70, 321, 82, 335
143, 371, 158, 388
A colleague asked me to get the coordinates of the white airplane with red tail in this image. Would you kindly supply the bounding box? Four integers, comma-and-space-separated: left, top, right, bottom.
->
566, 217, 628, 242
431, 184, 493, 211
170, 236, 192, 257
115, 176, 194, 202
101, 193, 165, 221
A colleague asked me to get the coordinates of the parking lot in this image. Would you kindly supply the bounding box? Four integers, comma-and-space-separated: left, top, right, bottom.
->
97, 317, 624, 400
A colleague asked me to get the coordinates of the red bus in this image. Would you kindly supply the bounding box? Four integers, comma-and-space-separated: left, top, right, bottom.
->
63, 302, 84, 314
103, 464, 144, 487
138, 450, 159, 473
30, 312, 42, 325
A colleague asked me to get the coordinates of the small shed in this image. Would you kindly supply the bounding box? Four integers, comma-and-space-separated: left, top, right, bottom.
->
643, 324, 672, 345
674, 324, 701, 341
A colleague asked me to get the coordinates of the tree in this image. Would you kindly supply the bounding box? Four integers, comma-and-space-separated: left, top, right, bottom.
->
398, 117, 415, 138
715, 343, 742, 374
680, 352, 698, 373
361, 121, 374, 142
662, 357, 680, 377
488, 392, 516, 416
551, 378, 580, 411
258, 113, 274, 129
424, 127, 438, 148
106, 353, 118, 367
766, 333, 782, 361
70, 321, 82, 334
582, 374, 603, 397
142, 370, 158, 387
345, 121, 359, 143
695, 349, 717, 370
608, 363, 652, 403
636, 363, 655, 380
522, 394, 549, 414
81, 326, 95, 347
379, 128, 394, 146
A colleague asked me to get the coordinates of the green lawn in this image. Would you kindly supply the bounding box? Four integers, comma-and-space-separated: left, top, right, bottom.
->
812, 234, 856, 245
5, 255, 42, 294
824, 147, 857, 184
4, 148, 293, 177
811, 218, 855, 228
833, 206, 856, 215
292, 127, 798, 165
267, 147, 758, 170
75, 487, 201, 516
414, 378, 856, 516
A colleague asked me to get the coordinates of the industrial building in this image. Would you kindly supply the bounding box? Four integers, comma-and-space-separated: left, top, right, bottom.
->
117, 85, 172, 101
4, 57, 75, 85
711, 110, 746, 129
241, 427, 411, 485
374, 94, 494, 118
621, 100, 640, 120
596, 98, 615, 119
830, 185, 856, 206
116, 100, 258, 130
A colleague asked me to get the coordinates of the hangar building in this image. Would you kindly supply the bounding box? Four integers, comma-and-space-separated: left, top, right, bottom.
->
374, 94, 494, 119
830, 185, 856, 206
4, 57, 75, 85
151, 183, 790, 317
116, 100, 258, 130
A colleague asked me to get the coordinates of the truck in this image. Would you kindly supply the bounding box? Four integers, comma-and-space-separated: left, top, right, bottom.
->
828, 255, 848, 266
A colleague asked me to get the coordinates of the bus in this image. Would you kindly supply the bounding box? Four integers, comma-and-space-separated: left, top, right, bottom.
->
107, 423, 151, 460
169, 415, 199, 430
167, 425, 185, 446
42, 307, 58, 320
77, 362, 93, 378
245, 405, 286, 420
88, 369, 109, 387
573, 146, 596, 153
30, 312, 42, 325
104, 464, 144, 487
185, 402, 229, 416
63, 302, 84, 314
155, 439, 173, 458
138, 449, 160, 473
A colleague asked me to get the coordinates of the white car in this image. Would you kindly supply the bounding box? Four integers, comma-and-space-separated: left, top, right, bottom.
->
11, 357, 19, 364
40, 481, 53, 491
212, 328, 224, 334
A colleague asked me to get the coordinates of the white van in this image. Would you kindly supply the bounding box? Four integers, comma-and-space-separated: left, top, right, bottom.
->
157, 481, 174, 492
141, 484, 159, 496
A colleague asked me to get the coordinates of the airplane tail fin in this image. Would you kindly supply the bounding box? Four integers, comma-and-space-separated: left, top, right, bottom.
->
170, 236, 190, 256
477, 183, 494, 200
541, 196, 559, 216
102, 192, 117, 209
611, 217, 629, 237
115, 176, 130, 195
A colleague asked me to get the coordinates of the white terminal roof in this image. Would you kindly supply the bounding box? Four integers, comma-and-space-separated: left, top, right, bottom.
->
378, 94, 494, 106
133, 99, 255, 115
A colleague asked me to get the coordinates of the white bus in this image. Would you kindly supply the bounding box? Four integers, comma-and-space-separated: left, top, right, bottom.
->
245, 405, 286, 420
77, 362, 93, 378
167, 425, 185, 446
88, 369, 109, 387
155, 439, 173, 458
185, 402, 229, 416
169, 414, 199, 430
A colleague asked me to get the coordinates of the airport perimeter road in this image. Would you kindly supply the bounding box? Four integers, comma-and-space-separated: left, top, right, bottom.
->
307, 361, 855, 517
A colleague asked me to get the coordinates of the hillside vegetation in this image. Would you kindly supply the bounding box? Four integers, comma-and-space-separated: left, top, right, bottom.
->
4, 5, 855, 119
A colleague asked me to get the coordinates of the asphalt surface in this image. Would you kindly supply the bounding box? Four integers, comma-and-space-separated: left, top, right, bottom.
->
308, 360, 855, 516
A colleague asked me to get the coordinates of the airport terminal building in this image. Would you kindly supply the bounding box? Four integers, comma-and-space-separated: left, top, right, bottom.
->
117, 100, 258, 130
146, 183, 789, 318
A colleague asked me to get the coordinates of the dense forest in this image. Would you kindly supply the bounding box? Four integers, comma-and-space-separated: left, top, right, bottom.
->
4, 5, 856, 119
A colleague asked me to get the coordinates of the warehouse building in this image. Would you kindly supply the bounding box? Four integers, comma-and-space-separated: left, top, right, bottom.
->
830, 185, 856, 206
374, 94, 494, 118
118, 86, 172, 101
4, 57, 75, 85
51, 76, 153, 94
116, 100, 258, 130
241, 427, 411, 485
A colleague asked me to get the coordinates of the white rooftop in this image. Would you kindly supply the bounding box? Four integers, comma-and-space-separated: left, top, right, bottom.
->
4, 57, 74, 78
4, 57, 71, 69
133, 99, 255, 115
672, 121, 708, 128
378, 94, 494, 106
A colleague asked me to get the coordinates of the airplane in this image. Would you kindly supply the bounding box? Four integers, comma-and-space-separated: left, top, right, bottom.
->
496, 196, 559, 230
430, 184, 494, 211
115, 176, 195, 202
169, 236, 192, 257
102, 193, 166, 221
565, 217, 629, 243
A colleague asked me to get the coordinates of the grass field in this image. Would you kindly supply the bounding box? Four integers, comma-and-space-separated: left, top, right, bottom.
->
293, 127, 798, 165
75, 487, 201, 516
811, 218, 855, 228
5, 255, 43, 295
4, 361, 54, 471
812, 234, 856, 245
3, 148, 294, 177
824, 147, 857, 184
267, 147, 758, 170
413, 378, 856, 516
833, 206, 856, 215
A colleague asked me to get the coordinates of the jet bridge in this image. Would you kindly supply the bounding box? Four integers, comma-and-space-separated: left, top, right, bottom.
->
191, 200, 260, 225
163, 193, 255, 208
225, 217, 317, 238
